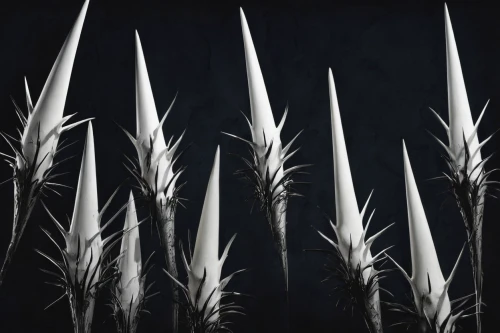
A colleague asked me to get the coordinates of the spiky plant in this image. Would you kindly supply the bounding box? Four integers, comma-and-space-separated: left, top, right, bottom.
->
37, 123, 129, 333
164, 147, 245, 333
0, 0, 92, 287
427, 5, 495, 332
385, 141, 475, 333
310, 69, 393, 333
119, 31, 187, 333
222, 8, 308, 294
110, 191, 158, 333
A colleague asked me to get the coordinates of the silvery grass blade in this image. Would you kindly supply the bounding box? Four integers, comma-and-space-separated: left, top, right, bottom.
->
0, 0, 92, 287
222, 8, 309, 295
308, 69, 392, 333
164, 147, 246, 333
118, 30, 187, 333
426, 5, 495, 331
384, 141, 477, 333
109, 191, 158, 333
36, 123, 130, 333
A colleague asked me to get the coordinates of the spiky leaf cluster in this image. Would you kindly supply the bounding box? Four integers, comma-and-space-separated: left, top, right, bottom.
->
165, 266, 245, 333
110, 252, 159, 333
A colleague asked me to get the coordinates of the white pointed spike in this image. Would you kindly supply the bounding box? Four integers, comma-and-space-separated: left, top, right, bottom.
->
24, 77, 33, 113
445, 4, 482, 166
316, 229, 339, 250
357, 209, 376, 253
276, 106, 288, 134
69, 122, 99, 241
429, 107, 449, 134
240, 8, 277, 146
360, 190, 374, 222
134, 30, 166, 149
192, 147, 220, 273
61, 117, 94, 133
402, 140, 451, 324
466, 100, 489, 148
219, 234, 237, 268
328, 69, 364, 255
436, 244, 466, 316
21, 0, 89, 179
363, 222, 395, 260
117, 191, 142, 317
134, 30, 177, 201
65, 122, 101, 293
188, 147, 222, 318
403, 141, 446, 287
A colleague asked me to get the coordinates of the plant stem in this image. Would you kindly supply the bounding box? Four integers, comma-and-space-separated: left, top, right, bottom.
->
156, 202, 179, 333
270, 198, 288, 294
453, 182, 483, 333
69, 289, 95, 333
0, 175, 38, 287
365, 286, 383, 333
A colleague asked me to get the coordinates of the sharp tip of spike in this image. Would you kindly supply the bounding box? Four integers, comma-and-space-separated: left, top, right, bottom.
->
239, 7, 247, 23
134, 30, 141, 45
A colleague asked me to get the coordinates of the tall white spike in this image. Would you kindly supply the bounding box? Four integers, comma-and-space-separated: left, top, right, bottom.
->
189, 146, 221, 310
191, 147, 220, 268
21, 0, 90, 180
135, 31, 166, 148
402, 140, 450, 324
240, 8, 277, 146
328, 69, 364, 256
69, 122, 99, 243
190, 147, 220, 294
117, 191, 142, 318
444, 4, 482, 177
134, 31, 174, 199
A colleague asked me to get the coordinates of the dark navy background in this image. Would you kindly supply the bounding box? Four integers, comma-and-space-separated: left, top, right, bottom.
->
1, 0, 499, 332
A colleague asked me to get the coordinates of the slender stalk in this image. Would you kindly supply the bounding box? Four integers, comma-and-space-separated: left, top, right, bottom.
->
0, 179, 38, 286
450, 171, 484, 333
156, 202, 179, 333
68, 285, 96, 333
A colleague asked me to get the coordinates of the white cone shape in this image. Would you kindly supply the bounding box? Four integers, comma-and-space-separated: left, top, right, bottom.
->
240, 8, 276, 146
402, 140, 451, 325
117, 191, 142, 317
133, 31, 179, 204
326, 69, 378, 283
66, 122, 102, 287
188, 147, 222, 314
240, 8, 283, 191
21, 0, 90, 182
444, 4, 483, 181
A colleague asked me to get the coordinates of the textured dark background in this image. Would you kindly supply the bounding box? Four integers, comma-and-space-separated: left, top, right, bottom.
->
0, 0, 499, 332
